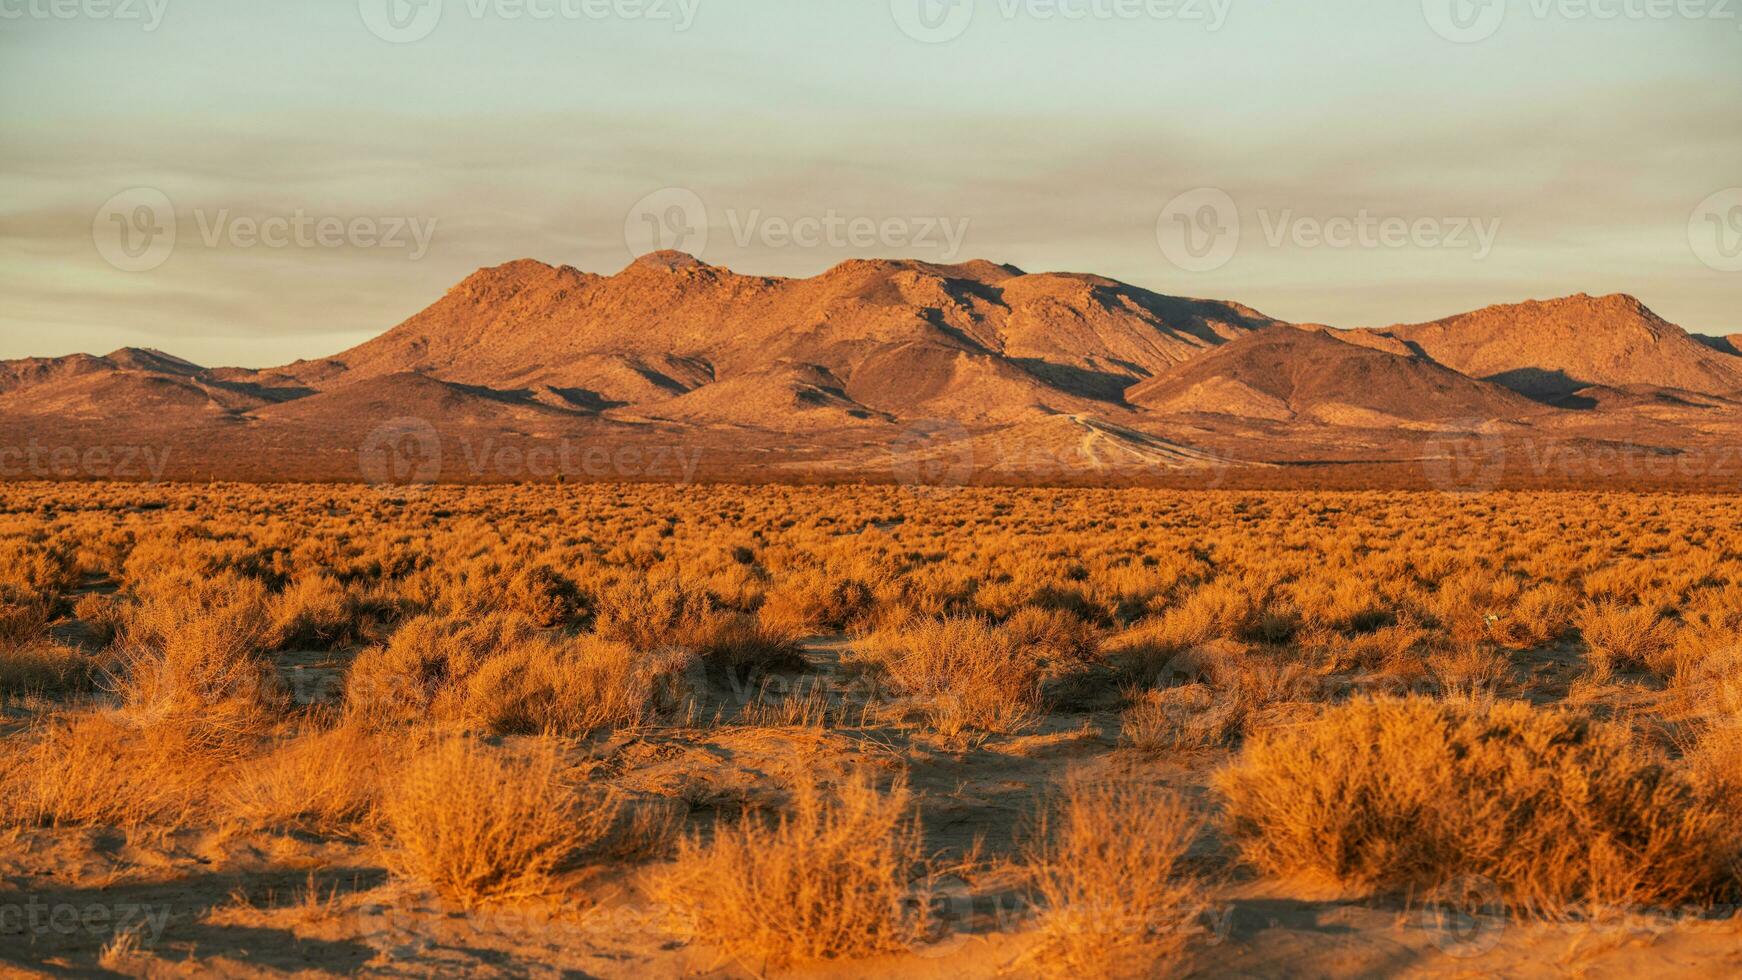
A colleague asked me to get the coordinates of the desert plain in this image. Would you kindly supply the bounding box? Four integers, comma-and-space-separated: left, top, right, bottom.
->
2, 479, 1740, 977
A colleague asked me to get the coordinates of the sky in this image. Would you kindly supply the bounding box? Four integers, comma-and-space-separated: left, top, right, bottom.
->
1, 0, 1737, 366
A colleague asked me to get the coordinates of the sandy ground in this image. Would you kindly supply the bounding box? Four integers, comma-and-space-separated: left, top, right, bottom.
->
3, 636, 1738, 978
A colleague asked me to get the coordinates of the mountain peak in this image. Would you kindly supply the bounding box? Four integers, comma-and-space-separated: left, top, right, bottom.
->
451, 258, 584, 294
104, 347, 204, 374
625, 250, 713, 273
1384, 291, 1742, 399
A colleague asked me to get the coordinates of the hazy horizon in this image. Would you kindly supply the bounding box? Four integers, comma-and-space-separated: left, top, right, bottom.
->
3, 0, 1738, 365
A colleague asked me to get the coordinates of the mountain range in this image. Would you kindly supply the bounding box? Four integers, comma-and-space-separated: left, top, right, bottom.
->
3, 252, 1739, 488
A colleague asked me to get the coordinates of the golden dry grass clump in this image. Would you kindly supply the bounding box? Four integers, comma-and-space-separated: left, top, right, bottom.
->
855, 617, 1044, 734
1027, 773, 1206, 978
1575, 601, 1675, 676
379, 737, 619, 908
346, 613, 695, 735
593, 577, 806, 673
1216, 696, 1741, 910
654, 768, 925, 968
1121, 684, 1241, 751
1, 711, 239, 828
223, 721, 409, 834
111, 571, 282, 732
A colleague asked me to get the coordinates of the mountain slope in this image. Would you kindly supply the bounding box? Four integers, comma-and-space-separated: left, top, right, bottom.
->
3, 254, 1738, 486
310, 253, 1274, 415
1128, 325, 1542, 425
1379, 294, 1742, 400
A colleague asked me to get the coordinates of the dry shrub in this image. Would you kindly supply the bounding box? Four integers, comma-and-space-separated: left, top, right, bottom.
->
1121, 684, 1241, 752
1026, 773, 1205, 978
1002, 605, 1102, 666
1426, 643, 1512, 694
72, 592, 129, 648
595, 579, 804, 671
458, 635, 695, 735
1292, 575, 1391, 634
0, 585, 54, 648
0, 640, 94, 696
379, 738, 618, 908
758, 569, 875, 633
504, 564, 585, 627
654, 769, 924, 968
593, 578, 725, 650
858, 618, 1042, 735
1316, 624, 1425, 674
0, 711, 234, 827
695, 612, 807, 673
112, 573, 281, 732
1576, 601, 1675, 676
1212, 646, 1322, 717
346, 612, 537, 721
1672, 642, 1742, 719
225, 722, 409, 833
270, 573, 368, 650
1104, 581, 1257, 681
1685, 725, 1742, 799
1494, 583, 1575, 649
348, 615, 693, 735
1216, 697, 1739, 910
